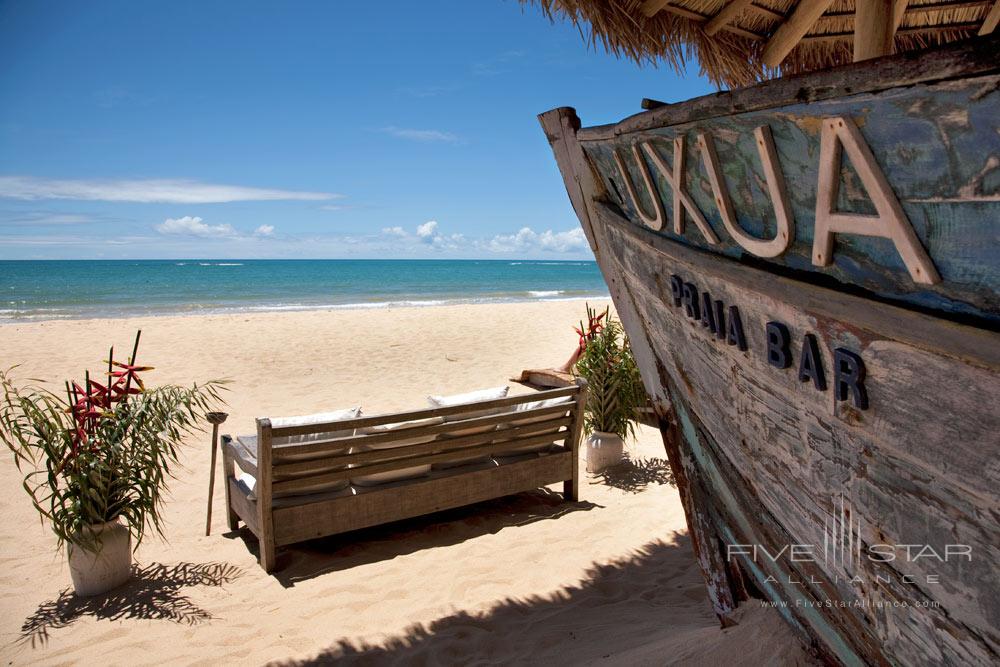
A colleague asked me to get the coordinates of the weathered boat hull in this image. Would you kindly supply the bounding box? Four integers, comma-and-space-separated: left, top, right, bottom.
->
540, 35, 999, 666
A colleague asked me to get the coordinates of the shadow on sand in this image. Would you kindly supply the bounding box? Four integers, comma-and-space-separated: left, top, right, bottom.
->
592, 456, 675, 493
277, 536, 718, 665
228, 488, 601, 587
19, 561, 242, 648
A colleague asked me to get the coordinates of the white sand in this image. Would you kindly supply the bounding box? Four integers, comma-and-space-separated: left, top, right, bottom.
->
0, 301, 816, 665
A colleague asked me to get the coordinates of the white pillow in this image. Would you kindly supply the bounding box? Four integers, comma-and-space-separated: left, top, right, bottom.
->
427, 386, 509, 409
495, 395, 574, 456
351, 416, 443, 486
234, 436, 350, 498
270, 407, 361, 446
427, 386, 509, 467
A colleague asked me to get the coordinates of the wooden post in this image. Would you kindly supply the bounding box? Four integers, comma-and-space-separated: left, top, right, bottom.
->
256, 418, 277, 572
564, 378, 588, 502
204, 411, 228, 536
854, 0, 896, 61
761, 0, 835, 68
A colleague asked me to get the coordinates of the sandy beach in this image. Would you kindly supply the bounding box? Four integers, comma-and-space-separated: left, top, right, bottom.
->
0, 300, 815, 665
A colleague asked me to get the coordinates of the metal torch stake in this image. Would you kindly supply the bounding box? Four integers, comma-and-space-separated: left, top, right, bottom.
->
205, 412, 228, 536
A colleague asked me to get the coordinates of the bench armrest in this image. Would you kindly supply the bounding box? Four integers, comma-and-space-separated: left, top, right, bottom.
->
223, 436, 259, 478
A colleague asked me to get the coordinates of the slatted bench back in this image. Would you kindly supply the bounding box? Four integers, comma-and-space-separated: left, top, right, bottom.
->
256, 384, 586, 500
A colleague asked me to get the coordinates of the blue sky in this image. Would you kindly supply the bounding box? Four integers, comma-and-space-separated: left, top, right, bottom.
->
0, 1, 713, 260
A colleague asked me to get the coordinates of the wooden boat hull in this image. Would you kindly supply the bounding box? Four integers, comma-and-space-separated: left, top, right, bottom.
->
540, 35, 1000, 666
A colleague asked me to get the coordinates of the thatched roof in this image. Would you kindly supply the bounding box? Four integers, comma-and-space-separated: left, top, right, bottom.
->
523, 1, 1000, 88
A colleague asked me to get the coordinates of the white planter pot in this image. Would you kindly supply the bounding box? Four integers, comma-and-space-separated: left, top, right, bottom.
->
585, 431, 624, 473
67, 520, 132, 596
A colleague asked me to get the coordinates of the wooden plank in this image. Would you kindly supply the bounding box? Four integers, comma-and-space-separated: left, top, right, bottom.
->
761, 0, 835, 67
272, 431, 570, 496
581, 31, 1000, 141
220, 436, 239, 531
537, 105, 744, 627
854, 0, 896, 61
705, 0, 755, 36
539, 108, 603, 255
594, 207, 999, 663
576, 66, 1000, 322
980, 0, 1000, 34
273, 414, 572, 477
269, 385, 579, 438
564, 379, 587, 501
595, 201, 1000, 369
255, 419, 276, 572
224, 440, 259, 477
226, 477, 259, 536
271, 402, 573, 462
272, 452, 574, 546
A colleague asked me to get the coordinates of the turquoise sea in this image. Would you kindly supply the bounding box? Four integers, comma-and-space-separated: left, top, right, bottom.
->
0, 259, 608, 322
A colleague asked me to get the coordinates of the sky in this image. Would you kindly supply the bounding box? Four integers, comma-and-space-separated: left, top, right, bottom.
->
0, 1, 714, 260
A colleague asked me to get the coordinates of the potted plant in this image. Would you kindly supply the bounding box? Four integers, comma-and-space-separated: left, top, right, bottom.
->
0, 331, 224, 596
574, 306, 645, 472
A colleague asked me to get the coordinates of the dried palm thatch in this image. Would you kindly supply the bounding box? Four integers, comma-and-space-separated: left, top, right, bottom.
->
522, 0, 1000, 88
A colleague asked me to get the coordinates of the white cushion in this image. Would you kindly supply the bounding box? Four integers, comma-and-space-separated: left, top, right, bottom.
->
235, 436, 350, 497
495, 395, 573, 456
427, 386, 509, 467
427, 386, 509, 413
350, 416, 442, 486
235, 406, 361, 500
270, 407, 360, 446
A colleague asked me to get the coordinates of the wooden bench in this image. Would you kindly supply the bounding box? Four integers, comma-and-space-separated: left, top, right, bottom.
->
221, 381, 587, 572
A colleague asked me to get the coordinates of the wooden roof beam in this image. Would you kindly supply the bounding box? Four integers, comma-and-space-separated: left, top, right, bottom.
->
762, 0, 836, 67
641, 1, 765, 40
640, 0, 671, 17
893, 0, 909, 31
980, 0, 1000, 34
855, 0, 896, 61
802, 22, 982, 42
747, 3, 785, 21
823, 1, 990, 19
705, 0, 755, 36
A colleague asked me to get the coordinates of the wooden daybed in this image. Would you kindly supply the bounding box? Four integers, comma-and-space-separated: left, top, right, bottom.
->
221, 381, 587, 572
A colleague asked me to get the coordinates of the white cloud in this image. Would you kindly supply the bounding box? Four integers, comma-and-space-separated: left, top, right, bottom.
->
487, 226, 588, 254
433, 233, 465, 251
254, 224, 275, 238
382, 226, 407, 237
156, 216, 239, 238
0, 176, 341, 203
416, 220, 439, 239
0, 212, 95, 225
381, 126, 461, 144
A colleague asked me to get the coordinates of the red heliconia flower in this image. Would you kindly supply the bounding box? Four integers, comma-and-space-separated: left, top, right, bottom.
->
110, 361, 152, 391
62, 330, 147, 459
576, 309, 608, 351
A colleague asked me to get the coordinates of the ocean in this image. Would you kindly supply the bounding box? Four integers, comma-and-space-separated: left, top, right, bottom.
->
0, 259, 609, 322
